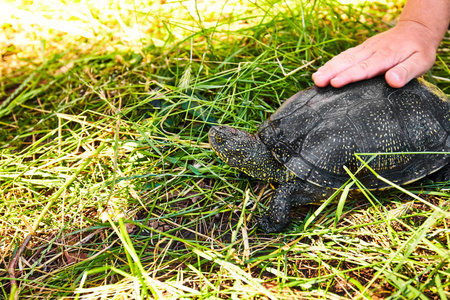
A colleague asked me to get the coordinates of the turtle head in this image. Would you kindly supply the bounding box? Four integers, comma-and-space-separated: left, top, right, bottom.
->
208, 125, 288, 182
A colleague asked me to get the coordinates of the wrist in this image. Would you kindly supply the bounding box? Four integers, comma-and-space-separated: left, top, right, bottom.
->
399, 0, 450, 45
395, 19, 445, 49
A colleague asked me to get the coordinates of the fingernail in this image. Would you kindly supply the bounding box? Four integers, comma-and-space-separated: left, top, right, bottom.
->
331, 76, 340, 83
390, 71, 400, 81
387, 71, 404, 88
330, 76, 344, 88
312, 72, 322, 80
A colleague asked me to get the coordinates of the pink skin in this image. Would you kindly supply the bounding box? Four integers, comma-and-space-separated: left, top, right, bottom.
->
313, 0, 450, 89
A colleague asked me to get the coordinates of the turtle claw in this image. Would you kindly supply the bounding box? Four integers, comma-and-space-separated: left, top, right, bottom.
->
258, 215, 289, 233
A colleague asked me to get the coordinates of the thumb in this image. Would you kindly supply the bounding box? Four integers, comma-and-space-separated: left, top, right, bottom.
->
385, 66, 410, 88
385, 53, 436, 88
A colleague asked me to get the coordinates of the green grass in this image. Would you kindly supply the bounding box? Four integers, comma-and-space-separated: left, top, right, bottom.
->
1, 0, 450, 298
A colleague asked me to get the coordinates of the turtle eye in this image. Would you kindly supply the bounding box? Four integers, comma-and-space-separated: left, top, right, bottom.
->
215, 135, 223, 144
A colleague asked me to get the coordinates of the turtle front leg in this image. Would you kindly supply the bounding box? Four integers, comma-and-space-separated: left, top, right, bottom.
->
258, 178, 333, 233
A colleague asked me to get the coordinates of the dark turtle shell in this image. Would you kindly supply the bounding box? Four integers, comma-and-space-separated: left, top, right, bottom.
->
257, 76, 450, 189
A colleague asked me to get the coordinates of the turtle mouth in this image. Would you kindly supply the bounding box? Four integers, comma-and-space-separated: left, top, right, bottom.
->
208, 126, 225, 148
208, 126, 233, 164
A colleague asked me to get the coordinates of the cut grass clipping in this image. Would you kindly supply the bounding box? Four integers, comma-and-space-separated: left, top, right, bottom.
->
1, 0, 450, 299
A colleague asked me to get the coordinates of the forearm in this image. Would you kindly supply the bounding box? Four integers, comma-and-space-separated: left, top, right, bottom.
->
399, 0, 450, 48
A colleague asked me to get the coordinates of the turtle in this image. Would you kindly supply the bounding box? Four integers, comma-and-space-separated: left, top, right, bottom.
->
208, 75, 450, 233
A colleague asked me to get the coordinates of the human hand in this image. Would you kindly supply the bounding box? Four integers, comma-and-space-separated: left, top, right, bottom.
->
312, 21, 440, 88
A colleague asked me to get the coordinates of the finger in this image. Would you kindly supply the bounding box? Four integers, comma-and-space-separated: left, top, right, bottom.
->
385, 53, 436, 88
328, 48, 400, 88
313, 45, 373, 87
